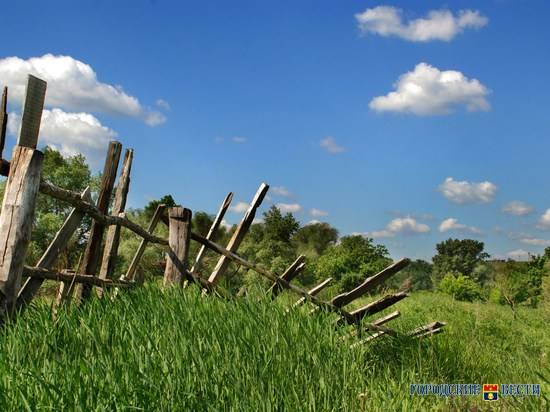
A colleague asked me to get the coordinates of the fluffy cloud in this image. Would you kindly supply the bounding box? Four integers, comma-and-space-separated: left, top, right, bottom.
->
502, 201, 534, 216
0, 54, 165, 126
439, 218, 482, 234
272, 186, 292, 197
310, 208, 328, 217
320, 137, 346, 154
519, 237, 550, 247
369, 63, 490, 115
506, 249, 531, 261
8, 108, 117, 165
355, 6, 487, 42
367, 217, 430, 238
438, 177, 497, 204
537, 209, 550, 230
229, 201, 250, 213
276, 203, 303, 213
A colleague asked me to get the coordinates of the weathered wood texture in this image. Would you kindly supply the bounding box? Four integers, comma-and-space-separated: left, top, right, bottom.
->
290, 277, 332, 309
190, 192, 233, 274
0, 87, 7, 157
25, 266, 135, 288
331, 258, 410, 308
0, 147, 44, 316
125, 204, 166, 283
98, 149, 133, 286
164, 207, 192, 287
75, 141, 122, 301
17, 187, 92, 309
268, 255, 306, 298
409, 321, 446, 337
17, 75, 47, 149
208, 183, 269, 285
344, 310, 401, 341
341, 292, 408, 325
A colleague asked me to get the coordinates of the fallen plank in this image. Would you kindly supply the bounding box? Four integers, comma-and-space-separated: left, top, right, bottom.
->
336, 292, 408, 326
267, 255, 306, 298
24, 266, 135, 288
289, 277, 333, 309
408, 321, 447, 337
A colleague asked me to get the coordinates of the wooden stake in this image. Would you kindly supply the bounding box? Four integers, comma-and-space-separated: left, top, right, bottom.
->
17, 75, 47, 149
289, 277, 332, 310
208, 183, 269, 285
0, 87, 8, 158
98, 149, 133, 291
75, 141, 122, 302
337, 292, 408, 326
267, 255, 306, 298
190, 192, 233, 274
164, 207, 192, 287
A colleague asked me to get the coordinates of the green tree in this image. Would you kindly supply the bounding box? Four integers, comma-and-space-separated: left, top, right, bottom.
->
432, 238, 489, 285
143, 195, 177, 220
293, 222, 338, 258
439, 273, 483, 302
388, 259, 433, 291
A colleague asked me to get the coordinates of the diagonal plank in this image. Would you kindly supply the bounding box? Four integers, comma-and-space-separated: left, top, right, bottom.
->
267, 255, 306, 298
289, 277, 332, 310
336, 292, 408, 326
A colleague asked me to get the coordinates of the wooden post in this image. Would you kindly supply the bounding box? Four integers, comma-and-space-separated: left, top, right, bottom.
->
98, 149, 133, 291
0, 86, 8, 158
190, 192, 233, 274
267, 255, 306, 298
17, 187, 92, 309
0, 75, 46, 318
74, 141, 122, 302
336, 292, 408, 326
208, 183, 269, 285
164, 207, 192, 287
289, 277, 332, 310
125, 204, 166, 284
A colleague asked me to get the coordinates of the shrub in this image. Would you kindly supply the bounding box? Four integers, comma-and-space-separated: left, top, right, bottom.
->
439, 273, 483, 302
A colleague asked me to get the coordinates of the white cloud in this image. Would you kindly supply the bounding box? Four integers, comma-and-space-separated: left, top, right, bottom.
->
306, 219, 322, 226
438, 177, 497, 204
537, 209, 550, 230
502, 201, 534, 216
276, 203, 303, 213
229, 201, 249, 213
320, 137, 346, 154
155, 99, 171, 110
310, 208, 329, 217
519, 237, 550, 247
8, 108, 117, 166
220, 219, 233, 230
367, 217, 430, 238
0, 54, 165, 126
439, 218, 482, 234
369, 63, 490, 115
231, 136, 247, 143
506, 249, 531, 261
355, 6, 488, 42
272, 186, 292, 197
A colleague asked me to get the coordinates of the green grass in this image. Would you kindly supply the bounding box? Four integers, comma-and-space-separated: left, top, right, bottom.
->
0, 286, 548, 411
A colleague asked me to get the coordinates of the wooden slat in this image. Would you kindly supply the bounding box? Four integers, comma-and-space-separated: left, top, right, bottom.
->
343, 310, 400, 341
289, 277, 332, 310
331, 258, 410, 308
408, 321, 447, 337
0, 86, 7, 158
268, 255, 306, 297
98, 149, 134, 287
164, 207, 192, 286
125, 204, 166, 283
190, 192, 233, 274
75, 141, 122, 301
16, 187, 92, 309
415, 327, 444, 339
208, 183, 269, 285
337, 292, 408, 325
17, 75, 47, 149
0, 147, 44, 317
25, 266, 135, 288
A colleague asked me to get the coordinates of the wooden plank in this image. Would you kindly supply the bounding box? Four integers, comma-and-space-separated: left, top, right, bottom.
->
336, 292, 408, 326
408, 321, 446, 337
164, 207, 192, 287
190, 192, 233, 274
331, 258, 410, 308
125, 204, 166, 284
24, 266, 135, 288
0, 147, 44, 317
0, 87, 7, 158
415, 327, 444, 339
208, 183, 269, 285
16, 187, 92, 309
289, 277, 332, 309
17, 75, 47, 149
268, 255, 306, 298
98, 149, 134, 289
75, 141, 122, 301
343, 310, 401, 341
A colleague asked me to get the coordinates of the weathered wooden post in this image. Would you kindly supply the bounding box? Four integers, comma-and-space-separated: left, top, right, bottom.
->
74, 141, 122, 302
0, 75, 46, 318
0, 86, 8, 158
98, 148, 133, 295
164, 207, 192, 287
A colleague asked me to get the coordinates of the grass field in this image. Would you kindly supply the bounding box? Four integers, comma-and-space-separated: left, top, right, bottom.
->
0, 285, 548, 411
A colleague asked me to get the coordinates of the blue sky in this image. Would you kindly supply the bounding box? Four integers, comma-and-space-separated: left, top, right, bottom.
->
1, 0, 550, 261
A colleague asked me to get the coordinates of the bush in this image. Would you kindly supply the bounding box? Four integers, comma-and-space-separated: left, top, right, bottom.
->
439, 273, 483, 302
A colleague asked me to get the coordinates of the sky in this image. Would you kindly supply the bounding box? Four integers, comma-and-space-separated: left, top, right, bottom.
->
1, 0, 550, 261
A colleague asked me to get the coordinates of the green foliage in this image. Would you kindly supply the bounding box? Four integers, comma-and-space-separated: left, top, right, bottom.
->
439, 273, 483, 302
387, 259, 433, 291
293, 222, 338, 258
263, 205, 300, 243
143, 194, 177, 220
432, 239, 489, 285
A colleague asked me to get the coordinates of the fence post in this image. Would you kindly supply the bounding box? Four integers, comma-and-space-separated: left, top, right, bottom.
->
74, 141, 122, 302
0, 86, 7, 158
164, 207, 192, 287
0, 75, 46, 318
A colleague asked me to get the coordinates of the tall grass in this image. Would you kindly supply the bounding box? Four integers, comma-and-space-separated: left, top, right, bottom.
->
0, 286, 548, 411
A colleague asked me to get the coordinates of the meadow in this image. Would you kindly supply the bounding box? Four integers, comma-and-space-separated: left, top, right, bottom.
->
0, 285, 547, 411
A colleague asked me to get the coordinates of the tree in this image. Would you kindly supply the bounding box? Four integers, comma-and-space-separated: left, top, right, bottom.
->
432, 239, 489, 285
388, 259, 433, 291
143, 195, 177, 220
293, 222, 338, 258
314, 235, 391, 291
263, 206, 300, 243
439, 273, 483, 302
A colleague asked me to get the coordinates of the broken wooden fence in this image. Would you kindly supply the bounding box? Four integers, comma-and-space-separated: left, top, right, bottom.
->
0, 75, 445, 342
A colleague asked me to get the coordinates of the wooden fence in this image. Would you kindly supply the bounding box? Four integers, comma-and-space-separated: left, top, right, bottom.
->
0, 75, 446, 342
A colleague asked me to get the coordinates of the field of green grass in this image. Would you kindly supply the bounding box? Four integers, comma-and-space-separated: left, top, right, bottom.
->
0, 286, 548, 411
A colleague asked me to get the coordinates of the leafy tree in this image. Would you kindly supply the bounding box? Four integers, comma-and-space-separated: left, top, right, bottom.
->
263, 206, 300, 243
293, 222, 338, 258
439, 273, 483, 302
143, 195, 177, 220
314, 235, 391, 291
432, 239, 489, 285
388, 259, 433, 291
